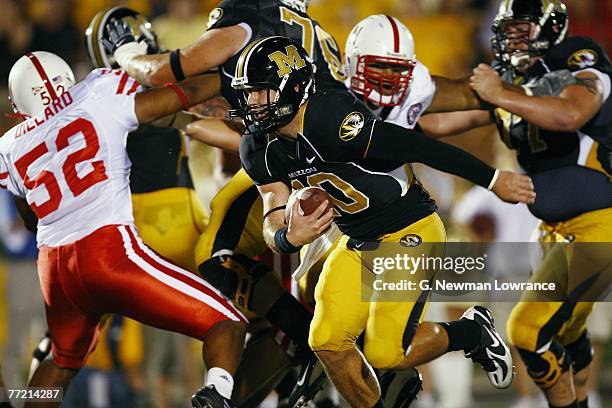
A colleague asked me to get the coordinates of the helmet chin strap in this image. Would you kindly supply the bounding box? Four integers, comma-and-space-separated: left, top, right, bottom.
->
510, 52, 532, 69
366, 87, 399, 107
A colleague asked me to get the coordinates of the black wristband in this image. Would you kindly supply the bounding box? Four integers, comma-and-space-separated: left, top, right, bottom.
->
264, 205, 286, 220
170, 49, 185, 81
274, 227, 302, 254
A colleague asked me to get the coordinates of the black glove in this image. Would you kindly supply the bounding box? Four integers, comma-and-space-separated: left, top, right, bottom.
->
101, 18, 137, 55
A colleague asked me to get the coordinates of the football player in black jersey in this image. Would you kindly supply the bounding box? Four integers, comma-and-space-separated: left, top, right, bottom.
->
424, 1, 611, 407
233, 36, 535, 407
96, 1, 343, 404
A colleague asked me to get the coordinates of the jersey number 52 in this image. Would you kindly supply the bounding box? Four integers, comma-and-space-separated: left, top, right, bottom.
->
14, 118, 108, 218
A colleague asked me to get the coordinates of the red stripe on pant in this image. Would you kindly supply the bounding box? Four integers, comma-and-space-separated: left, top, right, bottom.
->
124, 226, 246, 322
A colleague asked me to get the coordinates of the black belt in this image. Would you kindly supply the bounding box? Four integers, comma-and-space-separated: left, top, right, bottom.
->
346, 237, 381, 251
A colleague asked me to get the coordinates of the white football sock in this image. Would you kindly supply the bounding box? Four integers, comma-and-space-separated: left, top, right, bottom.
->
205, 367, 234, 400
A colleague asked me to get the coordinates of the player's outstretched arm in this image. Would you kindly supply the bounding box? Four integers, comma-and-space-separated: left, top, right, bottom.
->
365, 121, 536, 204
418, 110, 494, 138
134, 73, 221, 124
427, 76, 489, 113
113, 25, 249, 87
185, 118, 242, 153
470, 63, 604, 132
258, 182, 333, 253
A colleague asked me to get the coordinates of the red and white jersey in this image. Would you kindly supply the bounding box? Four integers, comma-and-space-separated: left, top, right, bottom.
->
383, 60, 436, 130
0, 68, 142, 247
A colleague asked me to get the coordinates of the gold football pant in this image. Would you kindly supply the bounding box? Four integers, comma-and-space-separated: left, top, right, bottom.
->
507, 207, 612, 388
309, 213, 446, 369
194, 169, 266, 264
194, 169, 287, 318
132, 187, 208, 273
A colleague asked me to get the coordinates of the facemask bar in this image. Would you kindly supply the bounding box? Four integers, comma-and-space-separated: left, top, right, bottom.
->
492, 3, 567, 71
229, 84, 288, 134
351, 55, 415, 107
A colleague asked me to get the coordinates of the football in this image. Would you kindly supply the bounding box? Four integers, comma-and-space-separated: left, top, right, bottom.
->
285, 187, 334, 222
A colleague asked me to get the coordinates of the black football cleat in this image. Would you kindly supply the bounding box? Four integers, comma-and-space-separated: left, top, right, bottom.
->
393, 368, 422, 408
288, 357, 327, 408
191, 385, 233, 408
461, 306, 514, 389
379, 368, 423, 408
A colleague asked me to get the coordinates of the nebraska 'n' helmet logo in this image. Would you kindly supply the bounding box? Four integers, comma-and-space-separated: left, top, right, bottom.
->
568, 49, 598, 69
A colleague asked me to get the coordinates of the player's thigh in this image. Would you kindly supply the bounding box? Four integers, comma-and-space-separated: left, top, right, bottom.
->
87, 225, 245, 340
558, 302, 595, 346
38, 248, 101, 369
132, 187, 207, 272
309, 242, 369, 352
363, 212, 445, 369
194, 169, 265, 265
298, 236, 340, 309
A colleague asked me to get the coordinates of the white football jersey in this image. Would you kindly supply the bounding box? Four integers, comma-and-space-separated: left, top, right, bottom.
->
383, 60, 436, 130
0, 69, 141, 247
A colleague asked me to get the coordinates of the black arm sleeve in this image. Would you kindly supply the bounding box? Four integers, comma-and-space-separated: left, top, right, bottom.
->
366, 121, 496, 188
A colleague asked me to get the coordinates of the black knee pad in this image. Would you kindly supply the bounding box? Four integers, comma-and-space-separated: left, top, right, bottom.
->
565, 330, 593, 373
199, 254, 271, 310
517, 339, 572, 389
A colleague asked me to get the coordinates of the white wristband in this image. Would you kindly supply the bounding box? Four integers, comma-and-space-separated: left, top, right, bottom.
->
487, 169, 500, 190
113, 42, 148, 68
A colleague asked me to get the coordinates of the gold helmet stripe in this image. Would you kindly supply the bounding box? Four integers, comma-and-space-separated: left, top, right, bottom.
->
236, 36, 285, 78
236, 38, 269, 78
88, 11, 106, 68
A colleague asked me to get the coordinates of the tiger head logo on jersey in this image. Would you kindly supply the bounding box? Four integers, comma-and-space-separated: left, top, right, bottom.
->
339, 112, 365, 141
567, 49, 598, 70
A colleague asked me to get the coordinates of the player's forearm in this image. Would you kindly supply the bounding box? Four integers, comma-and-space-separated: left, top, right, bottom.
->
428, 76, 488, 113
176, 74, 222, 107
419, 110, 493, 138
263, 217, 287, 254
120, 53, 172, 87
185, 118, 241, 153
367, 121, 496, 188
135, 74, 221, 123
258, 184, 292, 253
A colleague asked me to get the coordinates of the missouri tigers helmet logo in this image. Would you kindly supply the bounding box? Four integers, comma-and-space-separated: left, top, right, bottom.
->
339, 111, 365, 141
567, 49, 598, 69
268, 45, 307, 78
